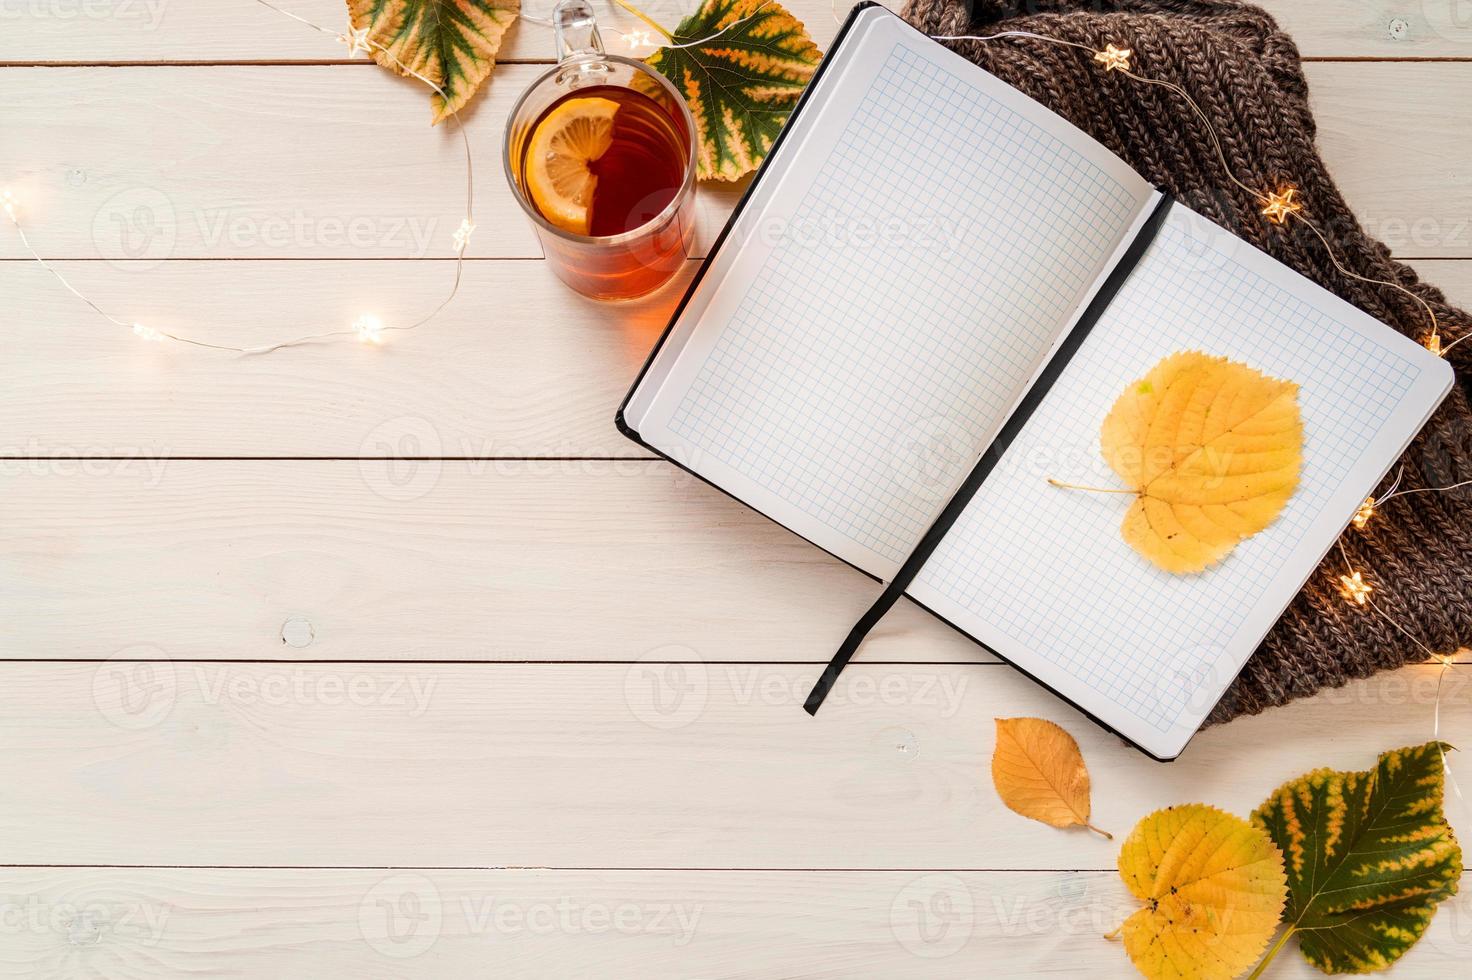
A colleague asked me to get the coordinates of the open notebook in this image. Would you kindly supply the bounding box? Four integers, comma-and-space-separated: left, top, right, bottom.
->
617, 3, 1453, 759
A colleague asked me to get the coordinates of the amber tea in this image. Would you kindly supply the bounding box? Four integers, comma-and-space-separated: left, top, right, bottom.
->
511, 80, 695, 299
520, 85, 689, 237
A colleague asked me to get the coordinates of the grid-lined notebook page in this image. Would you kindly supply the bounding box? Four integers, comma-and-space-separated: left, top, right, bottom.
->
632, 9, 1154, 579
908, 203, 1453, 758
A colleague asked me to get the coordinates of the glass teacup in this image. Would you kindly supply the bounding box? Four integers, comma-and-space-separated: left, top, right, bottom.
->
503, 0, 697, 300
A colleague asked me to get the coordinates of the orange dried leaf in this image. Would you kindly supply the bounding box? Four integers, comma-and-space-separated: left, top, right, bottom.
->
991, 717, 1109, 838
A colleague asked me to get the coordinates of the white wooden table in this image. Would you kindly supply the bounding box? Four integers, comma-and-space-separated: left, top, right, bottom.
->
2, 2, 1469, 975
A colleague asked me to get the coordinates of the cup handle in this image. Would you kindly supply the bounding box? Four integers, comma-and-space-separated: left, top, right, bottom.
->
553, 0, 605, 60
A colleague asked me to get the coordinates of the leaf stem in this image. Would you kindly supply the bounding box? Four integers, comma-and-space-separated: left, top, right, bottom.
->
1085, 822, 1114, 840
1246, 925, 1296, 980
612, 0, 675, 40
1047, 478, 1136, 495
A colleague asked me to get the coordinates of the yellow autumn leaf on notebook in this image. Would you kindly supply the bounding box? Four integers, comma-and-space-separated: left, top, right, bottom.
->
1113, 804, 1288, 980
991, 717, 1110, 838
1059, 351, 1303, 573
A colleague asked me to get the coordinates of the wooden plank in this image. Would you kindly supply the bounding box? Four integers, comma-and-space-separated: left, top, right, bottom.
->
2, 259, 684, 458
9, 259, 1467, 460
9, 463, 1465, 665
0, 0, 784, 64
1267, 0, 1472, 58
2, 1, 1470, 62
0, 64, 747, 261
0, 867, 1465, 977
0, 660, 1464, 867
1312, 65, 1472, 261
1411, 259, 1472, 309
0, 462, 995, 664
2, 63, 1470, 260
0, 0, 684, 63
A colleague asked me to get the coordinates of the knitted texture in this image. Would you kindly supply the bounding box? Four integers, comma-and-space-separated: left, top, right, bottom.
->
901, 0, 1472, 724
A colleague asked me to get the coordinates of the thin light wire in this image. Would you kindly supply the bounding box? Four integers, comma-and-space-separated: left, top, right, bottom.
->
655, 0, 775, 48
1384, 475, 1472, 505
1364, 465, 1472, 509
1285, 208, 1441, 350
931, 30, 1096, 55
1361, 464, 1472, 515
1373, 465, 1407, 506
608, 0, 777, 51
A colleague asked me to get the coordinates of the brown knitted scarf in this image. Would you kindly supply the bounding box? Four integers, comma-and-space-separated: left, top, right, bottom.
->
900, 0, 1472, 724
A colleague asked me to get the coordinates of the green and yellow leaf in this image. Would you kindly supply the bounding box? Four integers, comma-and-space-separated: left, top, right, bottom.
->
643, 0, 821, 181
1251, 741, 1462, 974
1115, 804, 1288, 980
348, 0, 520, 124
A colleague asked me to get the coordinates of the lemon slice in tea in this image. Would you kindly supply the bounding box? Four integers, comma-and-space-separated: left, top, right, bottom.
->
525, 96, 621, 236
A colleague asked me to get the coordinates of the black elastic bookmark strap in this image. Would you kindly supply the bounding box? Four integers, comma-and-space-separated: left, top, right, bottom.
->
804, 193, 1175, 716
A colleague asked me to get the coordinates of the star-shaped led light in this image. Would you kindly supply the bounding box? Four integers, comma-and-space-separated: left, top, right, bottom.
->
452, 217, 476, 254
1338, 571, 1372, 606
1094, 43, 1132, 73
1260, 187, 1303, 225
1426, 332, 1443, 357
353, 313, 385, 345
1, 189, 15, 220
132, 322, 164, 342
340, 25, 374, 58
622, 30, 657, 54
1351, 496, 1376, 530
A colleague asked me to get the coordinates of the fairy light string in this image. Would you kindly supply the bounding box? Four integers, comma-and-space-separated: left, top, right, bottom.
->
928, 25, 1468, 808
0, 0, 789, 352
0, 1, 477, 354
